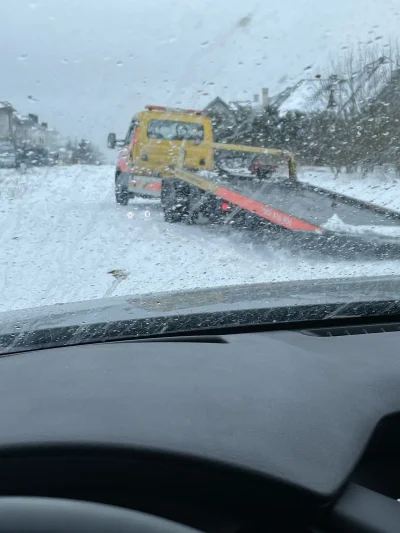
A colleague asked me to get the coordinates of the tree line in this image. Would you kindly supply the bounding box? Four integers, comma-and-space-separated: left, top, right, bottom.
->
61, 139, 105, 165
212, 41, 400, 176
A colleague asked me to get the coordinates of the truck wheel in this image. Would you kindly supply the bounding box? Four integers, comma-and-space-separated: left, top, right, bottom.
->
161, 180, 189, 223
115, 173, 129, 205
116, 189, 129, 205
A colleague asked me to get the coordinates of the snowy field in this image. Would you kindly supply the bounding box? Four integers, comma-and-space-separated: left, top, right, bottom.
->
299, 166, 400, 213
1, 164, 400, 313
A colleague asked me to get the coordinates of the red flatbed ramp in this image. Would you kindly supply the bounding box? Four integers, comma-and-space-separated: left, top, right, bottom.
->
206, 173, 400, 232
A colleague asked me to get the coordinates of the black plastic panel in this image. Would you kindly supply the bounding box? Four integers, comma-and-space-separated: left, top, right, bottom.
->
327, 483, 400, 533
1, 328, 400, 505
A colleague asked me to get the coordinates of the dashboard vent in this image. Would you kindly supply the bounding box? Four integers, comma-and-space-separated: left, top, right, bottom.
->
302, 323, 400, 337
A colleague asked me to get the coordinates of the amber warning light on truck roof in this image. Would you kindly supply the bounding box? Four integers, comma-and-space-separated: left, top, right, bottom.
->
145, 105, 204, 115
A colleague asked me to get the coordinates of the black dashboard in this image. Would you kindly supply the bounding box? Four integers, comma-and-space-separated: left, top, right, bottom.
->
1, 327, 400, 532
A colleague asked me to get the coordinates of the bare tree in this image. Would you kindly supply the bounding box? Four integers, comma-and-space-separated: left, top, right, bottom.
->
310, 41, 399, 119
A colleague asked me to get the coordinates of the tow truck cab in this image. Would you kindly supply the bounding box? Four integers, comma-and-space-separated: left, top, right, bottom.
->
109, 105, 214, 175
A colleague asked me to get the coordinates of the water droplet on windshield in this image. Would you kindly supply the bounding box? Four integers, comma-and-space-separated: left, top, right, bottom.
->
201, 41, 209, 47
237, 15, 251, 28
18, 54, 28, 61
62, 58, 68, 64
116, 61, 123, 67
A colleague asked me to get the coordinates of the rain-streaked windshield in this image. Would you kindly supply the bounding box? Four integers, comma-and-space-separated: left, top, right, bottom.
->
147, 120, 204, 141
1, 0, 400, 333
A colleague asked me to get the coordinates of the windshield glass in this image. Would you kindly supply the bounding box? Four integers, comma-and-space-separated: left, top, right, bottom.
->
1, 0, 400, 348
147, 120, 204, 141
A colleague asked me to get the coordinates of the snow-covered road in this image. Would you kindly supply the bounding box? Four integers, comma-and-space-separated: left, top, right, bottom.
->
1, 164, 400, 313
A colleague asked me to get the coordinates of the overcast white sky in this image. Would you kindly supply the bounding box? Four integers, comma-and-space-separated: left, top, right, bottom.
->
1, 0, 400, 151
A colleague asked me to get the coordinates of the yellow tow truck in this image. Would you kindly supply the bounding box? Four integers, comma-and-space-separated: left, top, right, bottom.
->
107, 105, 296, 206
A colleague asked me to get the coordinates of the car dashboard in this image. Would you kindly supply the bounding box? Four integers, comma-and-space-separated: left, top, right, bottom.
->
1, 326, 400, 532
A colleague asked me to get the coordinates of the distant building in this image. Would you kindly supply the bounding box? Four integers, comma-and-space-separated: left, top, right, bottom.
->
271, 56, 395, 118
204, 89, 269, 122
13, 113, 56, 149
0, 100, 63, 154
203, 96, 236, 125
204, 89, 270, 141
0, 102, 15, 139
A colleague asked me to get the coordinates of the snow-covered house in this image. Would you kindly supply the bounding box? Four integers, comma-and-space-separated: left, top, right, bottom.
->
0, 100, 63, 153
13, 113, 48, 147
272, 57, 396, 118
0, 102, 15, 139
204, 89, 269, 122
271, 80, 329, 117
204, 89, 270, 141
203, 96, 236, 126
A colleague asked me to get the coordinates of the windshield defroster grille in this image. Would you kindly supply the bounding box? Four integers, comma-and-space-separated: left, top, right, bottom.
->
302, 323, 400, 337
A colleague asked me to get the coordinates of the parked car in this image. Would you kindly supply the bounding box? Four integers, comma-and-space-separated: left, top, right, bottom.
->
248, 153, 279, 178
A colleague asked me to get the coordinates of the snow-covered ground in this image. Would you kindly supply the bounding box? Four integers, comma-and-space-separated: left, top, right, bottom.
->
299, 166, 400, 213
1, 164, 400, 313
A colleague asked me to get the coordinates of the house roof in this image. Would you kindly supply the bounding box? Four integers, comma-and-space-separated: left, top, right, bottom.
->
204, 96, 263, 121
228, 100, 263, 115
272, 57, 394, 117
13, 115, 48, 131
272, 79, 328, 116
13, 113, 32, 123
203, 96, 232, 114
0, 101, 14, 111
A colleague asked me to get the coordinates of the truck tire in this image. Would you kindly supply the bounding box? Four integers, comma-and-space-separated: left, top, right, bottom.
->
115, 173, 129, 206
161, 180, 189, 223
116, 189, 129, 205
